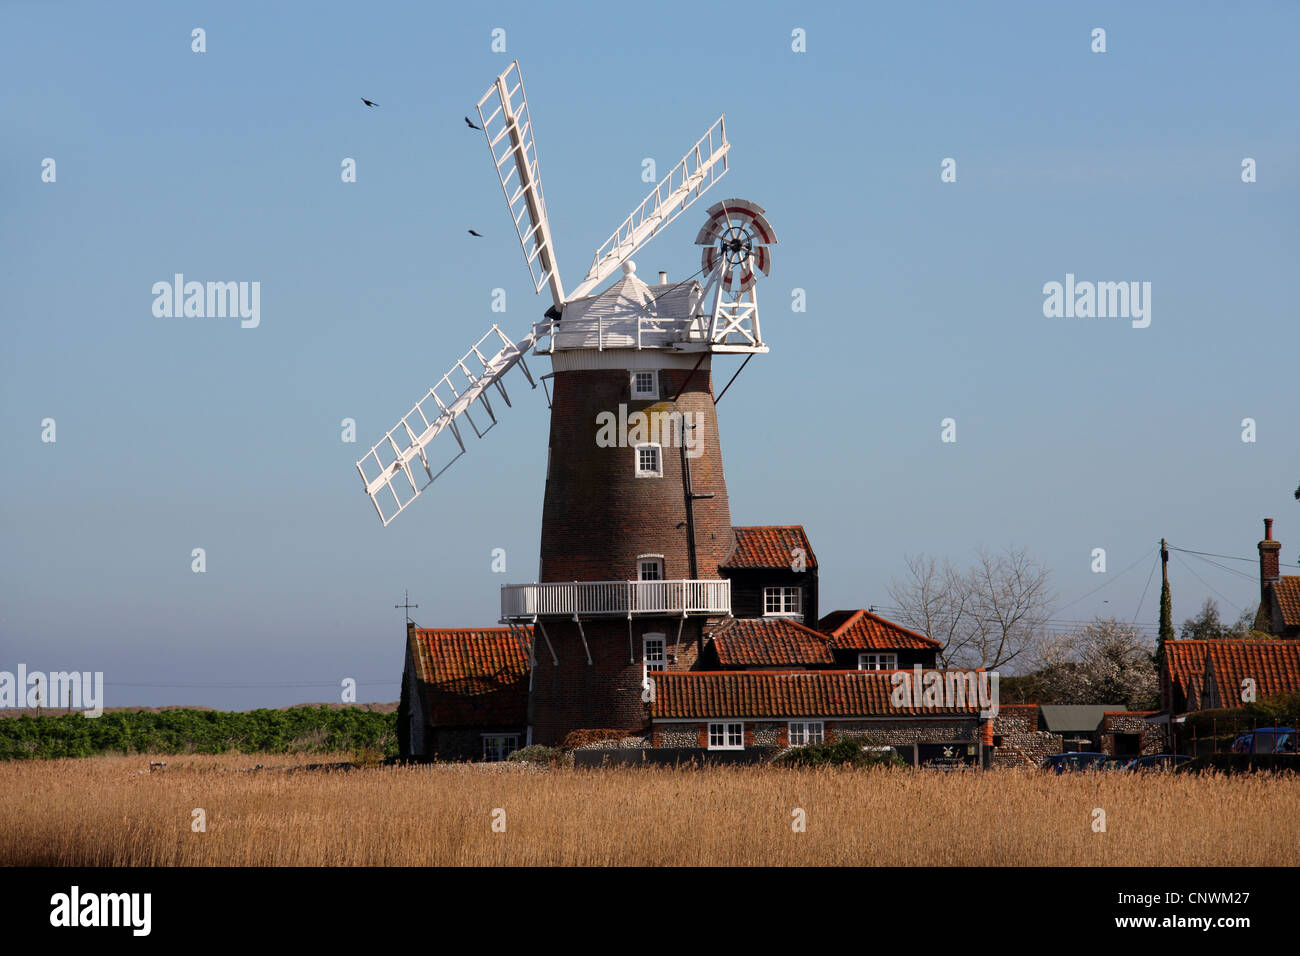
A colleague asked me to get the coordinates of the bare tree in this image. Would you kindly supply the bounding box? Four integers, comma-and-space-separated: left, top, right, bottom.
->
887, 546, 1054, 670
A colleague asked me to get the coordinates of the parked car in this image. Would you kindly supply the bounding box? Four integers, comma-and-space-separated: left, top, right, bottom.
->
1230, 727, 1297, 754
1123, 754, 1192, 772
1040, 752, 1111, 773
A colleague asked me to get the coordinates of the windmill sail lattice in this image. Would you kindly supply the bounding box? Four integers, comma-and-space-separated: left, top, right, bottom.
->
567, 116, 729, 302
476, 61, 565, 310
356, 325, 539, 526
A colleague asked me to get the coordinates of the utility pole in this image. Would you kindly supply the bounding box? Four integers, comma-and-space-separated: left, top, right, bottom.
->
1157, 539, 1173, 663
1157, 538, 1174, 749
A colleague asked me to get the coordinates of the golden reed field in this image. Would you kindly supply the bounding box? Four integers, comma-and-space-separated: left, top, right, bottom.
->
1, 753, 1296, 866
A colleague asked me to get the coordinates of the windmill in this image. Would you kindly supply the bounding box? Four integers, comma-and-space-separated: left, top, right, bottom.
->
356, 61, 778, 743
355, 60, 776, 526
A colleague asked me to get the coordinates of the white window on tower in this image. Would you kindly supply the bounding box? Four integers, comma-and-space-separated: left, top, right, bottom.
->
631, 370, 658, 400
857, 653, 898, 671
763, 586, 802, 618
708, 722, 744, 750
635, 443, 662, 477
482, 734, 519, 762
643, 634, 666, 673
638, 557, 664, 581
788, 721, 825, 746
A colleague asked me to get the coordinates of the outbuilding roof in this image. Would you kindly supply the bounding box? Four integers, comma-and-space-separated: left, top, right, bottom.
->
707, 618, 835, 666
722, 526, 817, 570
817, 609, 941, 651
1273, 578, 1300, 628
650, 670, 983, 719
1038, 704, 1127, 733
408, 626, 532, 725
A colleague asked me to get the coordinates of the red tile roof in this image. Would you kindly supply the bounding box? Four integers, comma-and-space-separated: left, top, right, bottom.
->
817, 609, 940, 651
649, 670, 983, 719
1274, 577, 1300, 628
408, 627, 532, 725
707, 618, 835, 666
1164, 639, 1300, 710
722, 526, 817, 570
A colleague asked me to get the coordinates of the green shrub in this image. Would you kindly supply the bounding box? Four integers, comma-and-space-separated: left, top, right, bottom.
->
0, 707, 398, 761
773, 736, 905, 768
506, 745, 565, 766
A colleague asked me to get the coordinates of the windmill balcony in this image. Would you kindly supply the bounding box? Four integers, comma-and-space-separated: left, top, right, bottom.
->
500, 580, 730, 620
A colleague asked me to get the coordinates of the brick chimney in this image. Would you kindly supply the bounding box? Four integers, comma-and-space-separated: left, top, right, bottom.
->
1259, 517, 1281, 609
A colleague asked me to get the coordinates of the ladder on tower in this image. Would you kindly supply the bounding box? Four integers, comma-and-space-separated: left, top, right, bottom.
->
356, 324, 540, 526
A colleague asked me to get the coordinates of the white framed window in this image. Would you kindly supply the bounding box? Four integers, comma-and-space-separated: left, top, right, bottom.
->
858, 653, 898, 671
788, 721, 825, 746
482, 734, 519, 762
643, 634, 666, 673
631, 370, 658, 400
708, 722, 744, 750
635, 443, 662, 477
638, 556, 664, 581
763, 586, 802, 617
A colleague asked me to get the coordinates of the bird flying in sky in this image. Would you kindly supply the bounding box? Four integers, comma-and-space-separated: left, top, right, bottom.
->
468, 230, 483, 237
361, 98, 380, 108
464, 116, 481, 130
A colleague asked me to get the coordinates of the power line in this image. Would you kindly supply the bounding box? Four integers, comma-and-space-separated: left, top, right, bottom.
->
1182, 551, 1257, 583
1133, 553, 1159, 623
1055, 547, 1156, 615
1168, 545, 1300, 571
1177, 558, 1244, 614
867, 604, 1161, 631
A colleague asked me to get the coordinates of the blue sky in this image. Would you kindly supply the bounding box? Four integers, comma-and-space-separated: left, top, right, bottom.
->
2, 1, 1297, 709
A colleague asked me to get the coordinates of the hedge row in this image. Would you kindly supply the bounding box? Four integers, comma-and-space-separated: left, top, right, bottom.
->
0, 707, 398, 760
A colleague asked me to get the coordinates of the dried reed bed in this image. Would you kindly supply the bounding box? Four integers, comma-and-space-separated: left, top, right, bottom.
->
1, 753, 1295, 866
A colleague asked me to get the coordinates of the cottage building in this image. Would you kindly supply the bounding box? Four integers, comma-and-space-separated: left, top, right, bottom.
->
1162, 639, 1300, 713
1155, 518, 1300, 730
398, 625, 532, 761
650, 670, 988, 766
1254, 518, 1300, 639
399, 520, 999, 762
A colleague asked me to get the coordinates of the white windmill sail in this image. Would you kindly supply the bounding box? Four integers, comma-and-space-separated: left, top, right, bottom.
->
566, 116, 730, 302
476, 61, 565, 311
356, 325, 540, 526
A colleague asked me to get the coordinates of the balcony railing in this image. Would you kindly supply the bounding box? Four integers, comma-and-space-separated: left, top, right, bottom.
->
501, 580, 731, 620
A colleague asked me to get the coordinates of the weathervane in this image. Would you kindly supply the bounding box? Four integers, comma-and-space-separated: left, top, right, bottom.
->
395, 590, 418, 624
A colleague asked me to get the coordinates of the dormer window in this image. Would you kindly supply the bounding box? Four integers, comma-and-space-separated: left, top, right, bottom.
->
858, 652, 898, 671
763, 586, 802, 618
631, 370, 658, 400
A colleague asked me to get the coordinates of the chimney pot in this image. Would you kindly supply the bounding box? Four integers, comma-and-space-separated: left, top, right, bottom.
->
1265, 517, 1274, 540
658, 271, 668, 285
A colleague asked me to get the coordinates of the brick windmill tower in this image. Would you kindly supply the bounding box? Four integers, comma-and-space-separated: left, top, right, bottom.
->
356, 62, 776, 745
